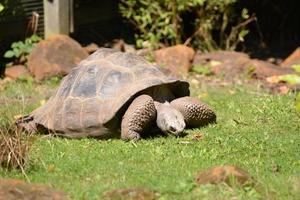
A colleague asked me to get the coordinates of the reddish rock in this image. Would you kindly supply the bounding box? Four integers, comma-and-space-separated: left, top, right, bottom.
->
195, 165, 254, 187
193, 51, 293, 80
102, 188, 157, 200
0, 179, 69, 200
84, 43, 99, 54
193, 51, 250, 78
4, 65, 30, 79
281, 47, 300, 67
28, 34, 88, 81
154, 45, 195, 76
247, 59, 293, 79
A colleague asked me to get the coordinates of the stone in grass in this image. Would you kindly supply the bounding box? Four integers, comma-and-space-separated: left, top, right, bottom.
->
195, 165, 254, 187
102, 188, 157, 200
0, 179, 70, 200
154, 45, 195, 77
28, 34, 88, 81
4, 65, 30, 79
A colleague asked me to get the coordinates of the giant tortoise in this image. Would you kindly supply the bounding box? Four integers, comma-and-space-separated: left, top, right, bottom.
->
18, 48, 216, 140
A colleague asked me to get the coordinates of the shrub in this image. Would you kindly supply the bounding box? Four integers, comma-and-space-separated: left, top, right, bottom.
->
4, 35, 41, 65
0, 3, 4, 13
119, 0, 253, 51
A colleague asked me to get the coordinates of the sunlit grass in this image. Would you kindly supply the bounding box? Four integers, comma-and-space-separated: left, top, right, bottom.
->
0, 78, 299, 199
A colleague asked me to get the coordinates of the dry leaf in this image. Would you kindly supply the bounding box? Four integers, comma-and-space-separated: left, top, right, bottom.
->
40, 99, 46, 105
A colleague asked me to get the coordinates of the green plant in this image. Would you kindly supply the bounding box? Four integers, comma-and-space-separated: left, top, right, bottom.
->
0, 0, 25, 23
119, 0, 198, 48
192, 64, 213, 76
0, 3, 4, 13
4, 35, 41, 65
277, 65, 300, 85
119, 0, 253, 51
191, 4, 253, 51
277, 64, 300, 112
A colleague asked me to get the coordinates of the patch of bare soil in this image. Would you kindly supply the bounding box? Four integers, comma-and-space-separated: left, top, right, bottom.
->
195, 165, 255, 187
102, 188, 157, 200
0, 179, 70, 200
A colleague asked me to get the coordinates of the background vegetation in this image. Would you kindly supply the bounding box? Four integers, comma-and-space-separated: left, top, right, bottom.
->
119, 0, 253, 51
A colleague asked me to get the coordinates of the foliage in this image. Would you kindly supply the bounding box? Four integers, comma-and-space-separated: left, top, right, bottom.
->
192, 64, 213, 76
296, 93, 300, 112
277, 64, 300, 112
278, 74, 300, 85
119, 0, 252, 50
0, 3, 4, 13
291, 64, 300, 73
0, 80, 299, 199
278, 65, 300, 85
4, 35, 41, 65
0, 0, 24, 23
192, 4, 252, 51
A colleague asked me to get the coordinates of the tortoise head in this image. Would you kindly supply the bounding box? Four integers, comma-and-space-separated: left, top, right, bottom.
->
156, 102, 185, 136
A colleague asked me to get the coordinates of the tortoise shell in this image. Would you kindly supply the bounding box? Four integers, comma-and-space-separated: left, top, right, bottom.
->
31, 48, 190, 138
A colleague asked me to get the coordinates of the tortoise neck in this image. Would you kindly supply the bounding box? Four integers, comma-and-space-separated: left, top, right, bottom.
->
144, 85, 175, 104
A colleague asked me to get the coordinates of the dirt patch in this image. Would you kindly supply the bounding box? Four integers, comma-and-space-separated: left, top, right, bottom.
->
0, 179, 70, 200
195, 165, 255, 187
102, 188, 157, 200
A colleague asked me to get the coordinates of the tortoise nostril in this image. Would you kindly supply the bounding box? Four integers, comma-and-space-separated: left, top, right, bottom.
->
169, 126, 177, 132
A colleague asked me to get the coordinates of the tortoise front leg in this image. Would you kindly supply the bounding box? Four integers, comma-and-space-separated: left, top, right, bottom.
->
170, 97, 216, 127
121, 95, 157, 141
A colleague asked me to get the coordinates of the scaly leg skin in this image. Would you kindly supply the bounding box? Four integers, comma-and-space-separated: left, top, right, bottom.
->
121, 95, 157, 141
170, 97, 216, 127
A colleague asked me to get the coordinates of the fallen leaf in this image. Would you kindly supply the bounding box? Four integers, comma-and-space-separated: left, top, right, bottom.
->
278, 74, 300, 85
13, 114, 23, 120
47, 164, 55, 172
40, 99, 46, 105
266, 76, 280, 84
228, 90, 235, 94
209, 60, 222, 67
198, 93, 208, 98
192, 133, 204, 141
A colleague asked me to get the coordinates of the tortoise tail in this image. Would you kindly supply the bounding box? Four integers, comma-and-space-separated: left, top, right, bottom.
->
15, 115, 38, 133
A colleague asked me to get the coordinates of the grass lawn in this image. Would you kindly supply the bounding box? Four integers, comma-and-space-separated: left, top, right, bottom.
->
0, 78, 299, 200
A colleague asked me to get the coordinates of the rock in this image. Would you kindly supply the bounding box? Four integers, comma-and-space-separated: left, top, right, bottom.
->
281, 47, 300, 67
193, 51, 250, 78
102, 188, 157, 200
4, 65, 30, 79
28, 34, 88, 81
104, 39, 136, 53
123, 43, 136, 53
247, 59, 294, 79
0, 179, 70, 200
193, 51, 293, 80
84, 43, 99, 54
195, 165, 254, 187
154, 45, 195, 76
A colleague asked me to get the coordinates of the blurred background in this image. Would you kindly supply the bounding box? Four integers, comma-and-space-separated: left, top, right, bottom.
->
0, 0, 300, 80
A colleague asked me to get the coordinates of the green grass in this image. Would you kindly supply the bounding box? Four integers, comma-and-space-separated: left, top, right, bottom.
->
0, 78, 299, 199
